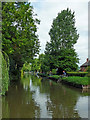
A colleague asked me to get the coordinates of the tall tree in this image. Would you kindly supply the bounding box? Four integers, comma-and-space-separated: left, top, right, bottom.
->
39, 53, 50, 73
2, 2, 40, 80
45, 8, 79, 72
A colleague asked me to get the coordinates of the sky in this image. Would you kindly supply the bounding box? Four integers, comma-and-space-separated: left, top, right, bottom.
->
30, 0, 89, 66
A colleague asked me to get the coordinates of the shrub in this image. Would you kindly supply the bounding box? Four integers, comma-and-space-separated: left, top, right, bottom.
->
67, 72, 88, 77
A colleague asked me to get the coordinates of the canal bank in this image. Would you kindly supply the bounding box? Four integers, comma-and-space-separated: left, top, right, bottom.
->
38, 73, 89, 89
2, 73, 89, 119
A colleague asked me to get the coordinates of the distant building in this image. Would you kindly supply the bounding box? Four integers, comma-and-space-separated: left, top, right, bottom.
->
80, 58, 90, 72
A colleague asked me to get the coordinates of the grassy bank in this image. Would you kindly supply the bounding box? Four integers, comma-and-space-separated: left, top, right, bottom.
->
38, 73, 89, 86
48, 75, 89, 86
62, 76, 88, 85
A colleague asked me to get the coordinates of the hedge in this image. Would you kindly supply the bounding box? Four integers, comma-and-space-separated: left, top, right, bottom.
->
0, 51, 9, 95
67, 72, 88, 77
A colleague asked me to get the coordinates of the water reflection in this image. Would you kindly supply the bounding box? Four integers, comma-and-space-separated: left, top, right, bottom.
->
76, 96, 88, 118
40, 79, 80, 118
2, 74, 89, 118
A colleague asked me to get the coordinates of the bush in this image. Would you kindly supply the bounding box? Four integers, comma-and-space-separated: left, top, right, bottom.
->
67, 72, 88, 77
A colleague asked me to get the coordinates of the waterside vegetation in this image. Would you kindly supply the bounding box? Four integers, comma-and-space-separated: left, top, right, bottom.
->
0, 52, 9, 95
67, 72, 88, 77
37, 73, 89, 89
1, 2, 89, 96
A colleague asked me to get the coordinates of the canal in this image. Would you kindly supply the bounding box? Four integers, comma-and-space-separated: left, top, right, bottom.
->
2, 73, 90, 118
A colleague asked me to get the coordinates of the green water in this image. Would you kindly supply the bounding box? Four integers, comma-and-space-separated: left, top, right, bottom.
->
2, 74, 90, 118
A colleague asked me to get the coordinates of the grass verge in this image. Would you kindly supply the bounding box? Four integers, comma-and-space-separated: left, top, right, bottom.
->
62, 76, 89, 85
38, 73, 89, 86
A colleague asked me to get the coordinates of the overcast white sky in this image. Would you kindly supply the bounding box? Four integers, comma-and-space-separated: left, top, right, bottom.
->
30, 0, 89, 66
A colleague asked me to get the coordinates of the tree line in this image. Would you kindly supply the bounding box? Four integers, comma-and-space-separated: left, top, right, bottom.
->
1, 2, 79, 95
28, 8, 79, 74
2, 2, 40, 80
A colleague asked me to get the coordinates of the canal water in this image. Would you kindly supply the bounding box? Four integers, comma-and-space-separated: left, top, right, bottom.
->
2, 73, 90, 118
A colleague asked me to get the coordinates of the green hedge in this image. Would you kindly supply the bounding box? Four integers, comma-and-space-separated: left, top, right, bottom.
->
0, 52, 9, 95
67, 72, 88, 77
62, 76, 88, 85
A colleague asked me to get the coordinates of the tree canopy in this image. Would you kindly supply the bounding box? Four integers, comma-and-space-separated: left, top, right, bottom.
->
45, 8, 79, 73
2, 2, 40, 79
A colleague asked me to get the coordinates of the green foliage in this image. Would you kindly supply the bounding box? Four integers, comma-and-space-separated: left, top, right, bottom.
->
21, 69, 24, 79
2, 2, 40, 80
22, 62, 31, 72
21, 62, 32, 78
67, 72, 88, 77
62, 76, 89, 85
0, 52, 9, 95
52, 69, 57, 75
49, 75, 60, 80
39, 54, 50, 73
31, 58, 41, 72
44, 8, 79, 72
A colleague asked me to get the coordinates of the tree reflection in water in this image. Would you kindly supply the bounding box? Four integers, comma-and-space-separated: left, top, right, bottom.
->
40, 79, 80, 118
2, 74, 89, 118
